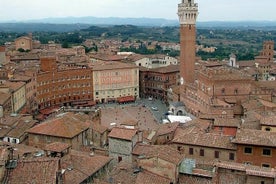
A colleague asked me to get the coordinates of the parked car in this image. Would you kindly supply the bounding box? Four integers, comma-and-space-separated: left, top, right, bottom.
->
151, 106, 158, 111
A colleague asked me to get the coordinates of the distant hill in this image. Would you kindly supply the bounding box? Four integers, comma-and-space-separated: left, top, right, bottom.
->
8, 17, 179, 27
0, 23, 91, 32
1, 17, 276, 32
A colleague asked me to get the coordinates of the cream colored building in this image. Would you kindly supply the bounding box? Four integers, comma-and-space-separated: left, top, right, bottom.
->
134, 55, 178, 69
92, 61, 139, 103
2, 81, 26, 113
15, 36, 32, 51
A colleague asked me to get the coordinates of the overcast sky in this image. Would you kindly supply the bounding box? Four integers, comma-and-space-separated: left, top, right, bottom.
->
0, 0, 275, 22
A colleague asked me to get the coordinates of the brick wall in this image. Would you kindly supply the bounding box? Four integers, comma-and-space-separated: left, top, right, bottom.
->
236, 145, 276, 168
173, 144, 236, 163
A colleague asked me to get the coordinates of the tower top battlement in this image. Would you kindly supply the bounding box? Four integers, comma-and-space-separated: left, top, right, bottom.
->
178, 0, 198, 25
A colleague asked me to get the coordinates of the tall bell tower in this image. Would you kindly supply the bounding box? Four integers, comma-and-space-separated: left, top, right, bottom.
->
178, 0, 198, 85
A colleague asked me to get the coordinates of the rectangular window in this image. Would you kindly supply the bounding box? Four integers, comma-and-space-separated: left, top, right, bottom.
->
118, 156, 122, 162
189, 148, 194, 155
244, 147, 252, 154
200, 149, 204, 156
214, 151, 219, 159
229, 153, 235, 160
262, 163, 270, 168
263, 148, 271, 156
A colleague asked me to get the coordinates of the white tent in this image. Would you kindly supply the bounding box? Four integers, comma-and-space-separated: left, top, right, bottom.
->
167, 115, 192, 124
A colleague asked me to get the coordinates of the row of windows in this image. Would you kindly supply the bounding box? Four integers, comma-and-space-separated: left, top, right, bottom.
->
244, 147, 272, 156
96, 70, 136, 77
39, 92, 92, 103
38, 75, 91, 86
38, 84, 91, 94
186, 147, 235, 160
95, 88, 137, 96
39, 95, 91, 104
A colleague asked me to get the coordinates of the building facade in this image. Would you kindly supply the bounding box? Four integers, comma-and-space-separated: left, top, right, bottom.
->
3, 81, 26, 113
134, 55, 178, 69
27, 112, 90, 150
108, 127, 141, 163
139, 65, 179, 101
15, 35, 33, 51
92, 61, 139, 103
37, 57, 93, 109
233, 129, 276, 168
0, 46, 6, 65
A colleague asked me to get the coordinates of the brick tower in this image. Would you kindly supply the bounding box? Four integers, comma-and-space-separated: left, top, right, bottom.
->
178, 0, 198, 85
261, 41, 274, 62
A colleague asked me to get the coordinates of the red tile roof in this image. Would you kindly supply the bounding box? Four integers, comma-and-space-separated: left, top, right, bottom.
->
156, 122, 179, 136
216, 161, 276, 178
172, 126, 236, 150
232, 129, 276, 147
61, 150, 112, 184
260, 115, 276, 126
132, 144, 184, 165
108, 127, 138, 141
135, 171, 171, 184
8, 158, 59, 184
91, 123, 108, 134
214, 118, 241, 128
3, 81, 25, 91
258, 99, 276, 108
27, 112, 90, 138
6, 117, 37, 138
44, 142, 71, 152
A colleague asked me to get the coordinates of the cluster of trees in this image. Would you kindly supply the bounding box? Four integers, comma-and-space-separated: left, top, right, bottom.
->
0, 25, 275, 60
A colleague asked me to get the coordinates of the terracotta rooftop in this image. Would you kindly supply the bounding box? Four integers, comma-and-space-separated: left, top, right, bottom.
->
10, 74, 32, 82
242, 99, 264, 112
216, 161, 276, 178
132, 144, 184, 165
44, 142, 71, 153
91, 61, 137, 71
214, 118, 241, 128
3, 81, 25, 92
199, 66, 252, 81
99, 161, 137, 184
233, 129, 276, 147
258, 99, 276, 108
91, 123, 108, 134
241, 111, 261, 130
108, 127, 138, 141
61, 150, 112, 184
0, 141, 44, 160
260, 115, 276, 126
135, 170, 171, 184
6, 117, 37, 138
172, 125, 236, 150
100, 106, 159, 131
156, 122, 180, 136
27, 112, 90, 138
8, 158, 59, 184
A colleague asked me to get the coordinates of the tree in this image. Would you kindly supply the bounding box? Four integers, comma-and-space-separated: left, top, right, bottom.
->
62, 41, 69, 48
